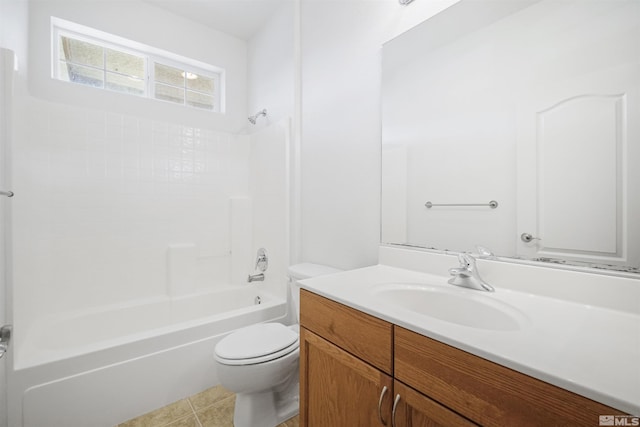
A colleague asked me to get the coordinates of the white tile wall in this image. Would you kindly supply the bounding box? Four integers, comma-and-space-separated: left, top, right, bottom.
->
12, 97, 250, 344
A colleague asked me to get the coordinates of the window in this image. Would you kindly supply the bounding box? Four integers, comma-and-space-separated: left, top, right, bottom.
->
52, 18, 223, 112
153, 63, 217, 110
58, 36, 146, 95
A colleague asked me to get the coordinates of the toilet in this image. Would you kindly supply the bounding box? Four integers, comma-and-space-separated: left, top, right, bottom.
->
214, 263, 342, 427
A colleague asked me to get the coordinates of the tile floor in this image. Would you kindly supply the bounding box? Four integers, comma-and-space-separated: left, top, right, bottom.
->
116, 385, 299, 427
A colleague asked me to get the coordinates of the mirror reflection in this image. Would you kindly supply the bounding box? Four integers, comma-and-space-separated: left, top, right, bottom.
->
381, 0, 639, 272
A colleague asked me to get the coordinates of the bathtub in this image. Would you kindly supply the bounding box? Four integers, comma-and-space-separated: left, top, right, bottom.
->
9, 284, 288, 427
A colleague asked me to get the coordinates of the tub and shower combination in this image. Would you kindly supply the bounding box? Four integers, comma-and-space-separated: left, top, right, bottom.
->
8, 113, 293, 426
13, 285, 289, 427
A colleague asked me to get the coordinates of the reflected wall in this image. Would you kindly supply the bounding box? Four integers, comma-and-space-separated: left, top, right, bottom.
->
382, 0, 640, 271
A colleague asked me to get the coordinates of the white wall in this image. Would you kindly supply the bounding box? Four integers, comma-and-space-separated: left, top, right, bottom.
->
246, 1, 296, 284
0, 1, 29, 72
299, 0, 460, 270
247, 1, 295, 131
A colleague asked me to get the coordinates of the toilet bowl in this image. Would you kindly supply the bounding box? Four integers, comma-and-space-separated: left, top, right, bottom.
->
213, 263, 342, 427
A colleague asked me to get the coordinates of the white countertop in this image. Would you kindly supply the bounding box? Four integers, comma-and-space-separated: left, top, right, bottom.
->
299, 264, 640, 415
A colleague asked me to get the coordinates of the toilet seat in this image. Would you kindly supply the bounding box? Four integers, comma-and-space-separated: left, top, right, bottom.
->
214, 323, 299, 366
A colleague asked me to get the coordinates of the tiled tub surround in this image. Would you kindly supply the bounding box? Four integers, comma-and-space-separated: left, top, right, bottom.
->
8, 98, 292, 426
299, 246, 640, 415
13, 98, 251, 334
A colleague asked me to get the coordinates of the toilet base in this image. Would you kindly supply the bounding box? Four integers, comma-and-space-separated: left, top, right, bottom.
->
233, 379, 299, 427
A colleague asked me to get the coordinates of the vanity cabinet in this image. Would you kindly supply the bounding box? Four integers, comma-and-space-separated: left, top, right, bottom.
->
300, 289, 627, 427
299, 289, 393, 426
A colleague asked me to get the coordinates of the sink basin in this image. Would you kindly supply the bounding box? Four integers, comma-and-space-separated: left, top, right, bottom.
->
372, 284, 529, 331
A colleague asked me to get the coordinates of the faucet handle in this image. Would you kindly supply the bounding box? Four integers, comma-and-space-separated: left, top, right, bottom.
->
450, 252, 495, 292
476, 245, 495, 259
457, 253, 476, 269
448, 266, 468, 276
449, 253, 475, 277
255, 248, 268, 272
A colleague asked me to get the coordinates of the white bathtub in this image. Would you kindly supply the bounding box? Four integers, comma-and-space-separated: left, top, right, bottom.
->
9, 285, 288, 427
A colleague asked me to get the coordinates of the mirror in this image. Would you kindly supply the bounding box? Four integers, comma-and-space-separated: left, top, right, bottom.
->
381, 0, 640, 273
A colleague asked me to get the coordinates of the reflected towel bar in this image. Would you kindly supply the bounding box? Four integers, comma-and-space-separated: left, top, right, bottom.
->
425, 200, 498, 209
0, 190, 13, 197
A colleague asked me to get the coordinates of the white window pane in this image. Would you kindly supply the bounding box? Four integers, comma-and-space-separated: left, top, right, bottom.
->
106, 72, 145, 95
53, 21, 221, 112
186, 91, 214, 110
106, 48, 145, 78
186, 73, 214, 94
59, 36, 104, 68
155, 83, 184, 104
154, 63, 184, 87
59, 61, 104, 88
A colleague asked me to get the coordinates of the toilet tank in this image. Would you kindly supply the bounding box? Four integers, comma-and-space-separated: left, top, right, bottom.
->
288, 263, 342, 322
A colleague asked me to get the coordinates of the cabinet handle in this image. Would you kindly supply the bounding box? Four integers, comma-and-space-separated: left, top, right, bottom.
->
391, 394, 401, 427
378, 386, 389, 425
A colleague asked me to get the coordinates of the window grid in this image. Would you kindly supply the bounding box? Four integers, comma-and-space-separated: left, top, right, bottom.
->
56, 30, 148, 93
53, 25, 221, 112
150, 61, 220, 111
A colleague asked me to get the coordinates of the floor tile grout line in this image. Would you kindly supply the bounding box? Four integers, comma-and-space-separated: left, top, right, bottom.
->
166, 412, 197, 427
159, 400, 193, 427
119, 387, 298, 427
186, 398, 204, 427
125, 399, 196, 427
120, 386, 237, 427
190, 390, 235, 414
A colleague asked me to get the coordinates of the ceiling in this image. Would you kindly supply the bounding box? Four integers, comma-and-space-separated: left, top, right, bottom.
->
145, 0, 289, 40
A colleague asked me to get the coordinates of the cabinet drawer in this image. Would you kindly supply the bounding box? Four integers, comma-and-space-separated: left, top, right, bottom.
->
300, 289, 393, 374
395, 326, 625, 427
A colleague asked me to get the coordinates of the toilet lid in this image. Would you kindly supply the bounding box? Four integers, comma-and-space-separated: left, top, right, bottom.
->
215, 323, 299, 361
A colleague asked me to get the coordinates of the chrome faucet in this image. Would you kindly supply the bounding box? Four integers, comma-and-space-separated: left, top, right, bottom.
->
247, 273, 265, 282
247, 248, 268, 283
448, 253, 494, 292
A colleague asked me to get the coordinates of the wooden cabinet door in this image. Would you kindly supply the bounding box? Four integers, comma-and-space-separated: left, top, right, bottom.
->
392, 381, 478, 427
300, 327, 393, 427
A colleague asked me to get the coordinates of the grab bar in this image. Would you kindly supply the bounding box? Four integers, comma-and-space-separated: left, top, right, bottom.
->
425, 200, 498, 209
0, 190, 13, 197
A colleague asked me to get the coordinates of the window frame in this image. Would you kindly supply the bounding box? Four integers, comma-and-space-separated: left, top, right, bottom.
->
150, 58, 222, 113
54, 27, 149, 96
51, 18, 224, 113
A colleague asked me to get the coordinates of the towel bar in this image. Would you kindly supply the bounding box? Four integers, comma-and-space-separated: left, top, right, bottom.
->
425, 200, 498, 209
